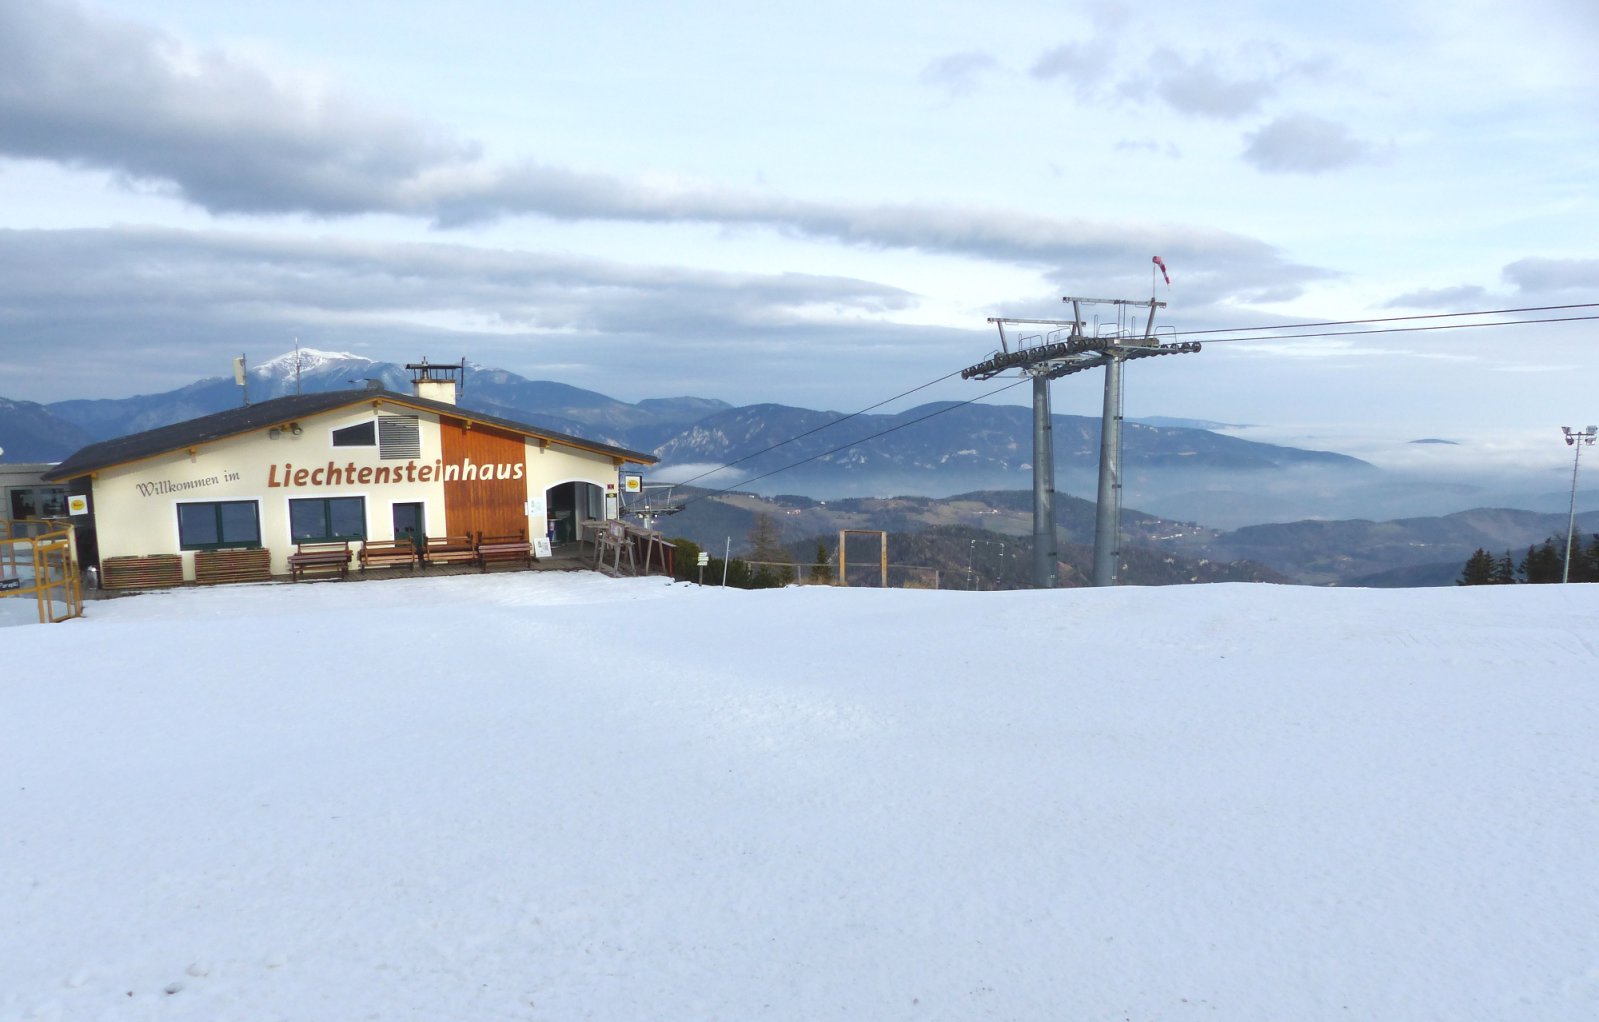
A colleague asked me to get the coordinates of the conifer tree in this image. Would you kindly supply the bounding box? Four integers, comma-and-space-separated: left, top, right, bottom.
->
1578, 533, 1599, 583
1519, 540, 1564, 584
809, 540, 832, 583
1458, 548, 1495, 586
1492, 551, 1516, 585
744, 514, 793, 586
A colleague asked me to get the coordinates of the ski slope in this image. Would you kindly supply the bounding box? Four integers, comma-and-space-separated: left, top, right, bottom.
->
3, 575, 1597, 1020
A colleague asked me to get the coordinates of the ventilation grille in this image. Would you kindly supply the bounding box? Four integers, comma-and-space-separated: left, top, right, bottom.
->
378, 415, 421, 460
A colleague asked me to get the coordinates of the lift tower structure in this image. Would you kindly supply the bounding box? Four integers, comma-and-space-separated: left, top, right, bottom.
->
962, 297, 1198, 588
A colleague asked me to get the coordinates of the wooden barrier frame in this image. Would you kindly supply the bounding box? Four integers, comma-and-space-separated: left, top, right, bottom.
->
838, 529, 888, 588
1, 520, 83, 623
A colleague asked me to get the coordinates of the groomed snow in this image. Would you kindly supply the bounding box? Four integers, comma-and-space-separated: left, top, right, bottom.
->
3, 575, 1597, 1020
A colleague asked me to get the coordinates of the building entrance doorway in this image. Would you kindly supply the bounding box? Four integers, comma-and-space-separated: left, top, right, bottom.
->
545, 482, 604, 545
393, 502, 425, 549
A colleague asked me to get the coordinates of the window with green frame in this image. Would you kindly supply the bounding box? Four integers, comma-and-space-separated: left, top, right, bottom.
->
289, 496, 366, 543
177, 500, 262, 550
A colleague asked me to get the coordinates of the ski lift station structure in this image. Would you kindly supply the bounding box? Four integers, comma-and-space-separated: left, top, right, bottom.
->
962, 293, 1200, 589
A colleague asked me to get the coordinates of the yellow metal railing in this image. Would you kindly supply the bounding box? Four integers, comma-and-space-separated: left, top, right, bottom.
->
1, 519, 83, 625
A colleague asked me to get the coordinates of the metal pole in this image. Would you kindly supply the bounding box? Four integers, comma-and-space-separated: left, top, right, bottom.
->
1031, 371, 1057, 588
1564, 434, 1588, 583
722, 537, 731, 587
1093, 354, 1123, 586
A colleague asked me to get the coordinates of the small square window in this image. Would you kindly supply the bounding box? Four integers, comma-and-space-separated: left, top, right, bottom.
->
332, 421, 377, 447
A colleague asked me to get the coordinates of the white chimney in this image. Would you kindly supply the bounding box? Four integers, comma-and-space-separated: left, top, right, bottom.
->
406, 358, 463, 405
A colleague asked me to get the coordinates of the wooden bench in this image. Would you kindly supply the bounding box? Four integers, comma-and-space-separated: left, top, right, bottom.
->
359, 538, 420, 571
476, 531, 535, 572
101, 554, 184, 590
287, 541, 352, 581
423, 536, 478, 567
194, 547, 271, 585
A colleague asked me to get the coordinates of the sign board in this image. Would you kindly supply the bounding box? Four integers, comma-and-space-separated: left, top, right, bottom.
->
68, 494, 90, 516
696, 551, 710, 567
533, 537, 552, 559
525, 497, 546, 516
622, 473, 643, 493
0, 577, 21, 592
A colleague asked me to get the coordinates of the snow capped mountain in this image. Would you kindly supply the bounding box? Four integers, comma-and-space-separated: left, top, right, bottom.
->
38, 352, 728, 451
243, 350, 410, 399
251, 348, 368, 374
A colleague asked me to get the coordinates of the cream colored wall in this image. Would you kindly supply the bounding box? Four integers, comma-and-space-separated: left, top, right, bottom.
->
523, 443, 623, 543
91, 405, 451, 578
89, 403, 635, 579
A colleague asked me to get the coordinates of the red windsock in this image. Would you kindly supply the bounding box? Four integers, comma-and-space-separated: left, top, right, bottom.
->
1153, 255, 1170, 285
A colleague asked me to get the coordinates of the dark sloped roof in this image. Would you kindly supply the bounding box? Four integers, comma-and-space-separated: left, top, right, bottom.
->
43, 390, 656, 481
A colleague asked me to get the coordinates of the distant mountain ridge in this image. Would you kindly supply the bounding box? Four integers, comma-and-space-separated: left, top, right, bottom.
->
4, 349, 1432, 531
18, 348, 1366, 488
35, 350, 730, 450
649, 487, 1599, 588
9, 350, 1591, 585
0, 397, 93, 462
652, 400, 1366, 492
1158, 506, 1599, 586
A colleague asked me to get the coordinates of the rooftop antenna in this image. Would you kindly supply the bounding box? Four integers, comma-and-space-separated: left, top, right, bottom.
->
293, 337, 303, 396
962, 265, 1197, 588
233, 353, 249, 406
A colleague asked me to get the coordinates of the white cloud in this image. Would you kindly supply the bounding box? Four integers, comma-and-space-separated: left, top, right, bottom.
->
1241, 113, 1378, 173
1145, 50, 1279, 119
1030, 42, 1114, 95
1502, 257, 1599, 295
0, 1, 474, 216
920, 51, 1002, 97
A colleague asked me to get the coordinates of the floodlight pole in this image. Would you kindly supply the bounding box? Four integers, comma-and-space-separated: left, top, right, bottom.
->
1561, 425, 1597, 583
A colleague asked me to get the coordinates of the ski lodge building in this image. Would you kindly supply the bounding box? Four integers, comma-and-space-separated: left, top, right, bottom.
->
41, 364, 655, 584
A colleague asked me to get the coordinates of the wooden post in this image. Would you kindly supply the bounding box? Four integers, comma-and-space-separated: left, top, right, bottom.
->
838, 530, 888, 588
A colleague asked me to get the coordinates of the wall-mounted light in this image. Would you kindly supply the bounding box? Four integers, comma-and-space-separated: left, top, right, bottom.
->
269, 427, 281, 440
290, 423, 303, 436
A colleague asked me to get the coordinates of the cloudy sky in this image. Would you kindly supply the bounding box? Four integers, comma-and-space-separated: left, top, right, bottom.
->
1, 0, 1596, 471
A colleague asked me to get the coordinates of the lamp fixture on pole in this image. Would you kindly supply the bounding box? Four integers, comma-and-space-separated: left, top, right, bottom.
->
1560, 425, 1597, 584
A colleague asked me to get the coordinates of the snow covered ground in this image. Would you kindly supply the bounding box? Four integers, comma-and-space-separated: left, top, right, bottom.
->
3, 574, 1597, 1020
